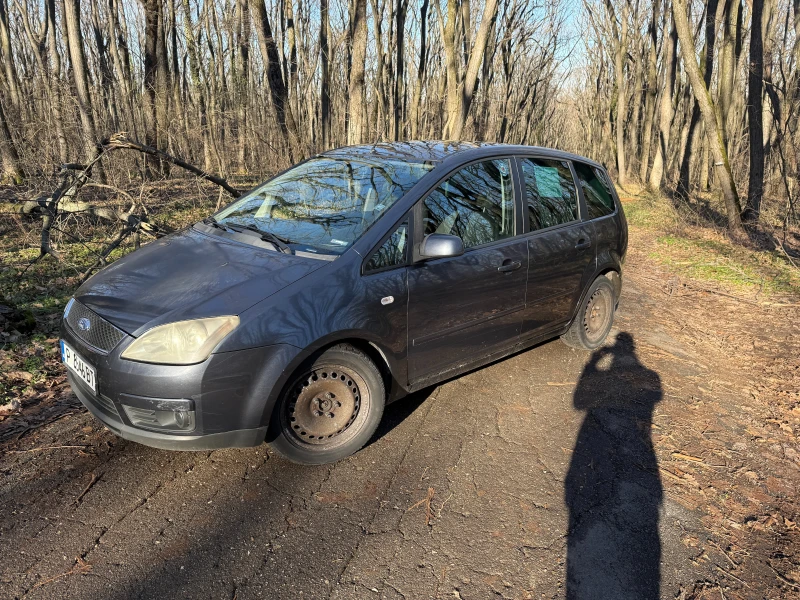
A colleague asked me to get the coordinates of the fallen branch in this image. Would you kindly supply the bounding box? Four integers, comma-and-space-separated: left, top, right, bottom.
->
74, 472, 102, 506
407, 487, 436, 526
31, 557, 92, 590
12, 132, 230, 279
102, 133, 241, 198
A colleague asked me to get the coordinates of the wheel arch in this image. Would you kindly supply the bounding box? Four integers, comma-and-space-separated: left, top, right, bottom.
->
260, 333, 407, 435
598, 267, 622, 301
566, 263, 622, 332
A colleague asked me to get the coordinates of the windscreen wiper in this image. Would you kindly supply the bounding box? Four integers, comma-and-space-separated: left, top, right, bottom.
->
227, 223, 294, 255
202, 216, 233, 232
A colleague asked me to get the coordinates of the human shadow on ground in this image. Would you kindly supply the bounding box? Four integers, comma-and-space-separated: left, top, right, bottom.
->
565, 332, 663, 600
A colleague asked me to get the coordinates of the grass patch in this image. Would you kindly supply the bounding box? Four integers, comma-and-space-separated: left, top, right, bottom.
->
622, 189, 800, 297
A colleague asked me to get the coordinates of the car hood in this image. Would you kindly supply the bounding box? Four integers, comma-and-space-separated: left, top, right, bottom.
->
74, 226, 327, 336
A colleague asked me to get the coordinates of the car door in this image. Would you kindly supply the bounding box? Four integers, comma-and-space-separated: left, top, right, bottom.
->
516, 156, 596, 340
406, 158, 528, 385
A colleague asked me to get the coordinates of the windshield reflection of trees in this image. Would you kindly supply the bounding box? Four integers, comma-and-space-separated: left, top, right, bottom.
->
218, 157, 432, 253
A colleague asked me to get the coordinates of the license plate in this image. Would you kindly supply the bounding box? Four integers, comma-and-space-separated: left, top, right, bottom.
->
61, 340, 97, 393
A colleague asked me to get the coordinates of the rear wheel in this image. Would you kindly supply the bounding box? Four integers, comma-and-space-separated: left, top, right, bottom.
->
561, 276, 616, 350
268, 344, 385, 465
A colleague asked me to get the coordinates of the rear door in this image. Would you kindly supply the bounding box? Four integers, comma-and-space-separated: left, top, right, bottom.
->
406, 158, 527, 385
516, 156, 596, 340
572, 161, 625, 270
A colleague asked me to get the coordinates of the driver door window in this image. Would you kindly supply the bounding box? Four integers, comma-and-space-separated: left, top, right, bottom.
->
421, 159, 514, 249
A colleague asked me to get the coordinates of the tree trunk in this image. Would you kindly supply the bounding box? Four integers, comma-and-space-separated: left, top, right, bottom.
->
90, 0, 116, 128
320, 0, 331, 148
744, 0, 764, 222
371, 0, 387, 139
443, 0, 498, 140
718, 0, 741, 152
107, 0, 137, 141
250, 0, 302, 159
347, 0, 367, 144
0, 0, 22, 111
409, 0, 429, 139
46, 0, 69, 162
650, 16, 677, 189
236, 0, 250, 172
678, 0, 719, 196
142, 0, 164, 176
639, 0, 661, 183
284, 0, 299, 132
63, 0, 100, 164
603, 0, 629, 185
182, 0, 212, 170
394, 0, 408, 140
0, 96, 23, 184
673, 0, 744, 235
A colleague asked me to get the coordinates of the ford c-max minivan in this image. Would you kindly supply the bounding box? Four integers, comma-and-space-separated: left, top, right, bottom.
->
61, 142, 627, 464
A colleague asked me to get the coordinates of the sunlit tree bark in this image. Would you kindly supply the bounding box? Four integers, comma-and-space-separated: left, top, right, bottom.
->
673, 0, 744, 235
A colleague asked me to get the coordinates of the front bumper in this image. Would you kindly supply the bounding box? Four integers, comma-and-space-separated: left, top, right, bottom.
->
61, 318, 301, 451
69, 373, 267, 450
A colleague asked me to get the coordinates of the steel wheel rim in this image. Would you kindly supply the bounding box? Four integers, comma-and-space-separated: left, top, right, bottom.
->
285, 365, 364, 445
583, 287, 612, 343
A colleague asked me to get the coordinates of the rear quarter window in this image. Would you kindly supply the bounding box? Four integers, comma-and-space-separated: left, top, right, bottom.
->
573, 162, 616, 219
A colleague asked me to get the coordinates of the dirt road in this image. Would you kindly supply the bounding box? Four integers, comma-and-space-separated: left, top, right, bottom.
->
2, 246, 799, 599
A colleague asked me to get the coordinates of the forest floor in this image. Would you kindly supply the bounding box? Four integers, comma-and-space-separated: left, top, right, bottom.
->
0, 183, 799, 599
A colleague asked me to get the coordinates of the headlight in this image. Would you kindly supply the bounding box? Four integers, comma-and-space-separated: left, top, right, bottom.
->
121, 316, 239, 365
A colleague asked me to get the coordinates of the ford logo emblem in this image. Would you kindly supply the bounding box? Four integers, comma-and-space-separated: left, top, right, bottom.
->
78, 317, 91, 331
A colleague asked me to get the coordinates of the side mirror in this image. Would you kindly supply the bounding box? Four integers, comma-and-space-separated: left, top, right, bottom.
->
420, 233, 465, 259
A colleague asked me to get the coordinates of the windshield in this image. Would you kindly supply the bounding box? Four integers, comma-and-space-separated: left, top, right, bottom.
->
213, 156, 434, 255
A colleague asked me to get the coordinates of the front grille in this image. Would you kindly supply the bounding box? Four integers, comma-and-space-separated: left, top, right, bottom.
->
65, 299, 126, 354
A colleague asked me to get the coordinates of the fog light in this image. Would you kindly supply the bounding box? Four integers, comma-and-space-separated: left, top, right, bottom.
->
174, 410, 192, 430
120, 395, 196, 433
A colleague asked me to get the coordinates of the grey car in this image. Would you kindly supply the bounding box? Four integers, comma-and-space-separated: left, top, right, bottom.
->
60, 142, 627, 464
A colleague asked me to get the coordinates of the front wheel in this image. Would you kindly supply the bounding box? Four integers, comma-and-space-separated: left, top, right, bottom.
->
268, 344, 385, 465
561, 276, 617, 350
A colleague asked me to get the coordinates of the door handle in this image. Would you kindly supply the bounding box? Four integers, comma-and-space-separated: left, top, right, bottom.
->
498, 260, 522, 273
575, 239, 592, 250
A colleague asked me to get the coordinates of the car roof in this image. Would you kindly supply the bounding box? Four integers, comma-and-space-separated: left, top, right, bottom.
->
320, 141, 605, 170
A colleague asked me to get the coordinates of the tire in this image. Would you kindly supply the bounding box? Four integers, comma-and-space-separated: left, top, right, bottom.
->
561, 276, 616, 351
268, 344, 385, 465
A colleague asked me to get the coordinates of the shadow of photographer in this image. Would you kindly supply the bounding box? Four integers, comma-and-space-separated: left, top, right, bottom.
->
565, 332, 663, 599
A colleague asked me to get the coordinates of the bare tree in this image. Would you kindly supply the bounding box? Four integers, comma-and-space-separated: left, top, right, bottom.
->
440, 0, 499, 139
347, 0, 367, 144
63, 0, 99, 163
250, 0, 301, 159
744, 0, 764, 222
672, 0, 743, 235
649, 14, 678, 190
603, 0, 629, 186
0, 95, 23, 183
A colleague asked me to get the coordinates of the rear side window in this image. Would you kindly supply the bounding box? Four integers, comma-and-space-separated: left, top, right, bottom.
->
365, 222, 408, 272
422, 159, 514, 249
573, 162, 616, 219
520, 158, 578, 231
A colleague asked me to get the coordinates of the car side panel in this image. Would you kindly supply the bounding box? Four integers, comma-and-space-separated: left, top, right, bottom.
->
594, 214, 624, 272
406, 238, 528, 384
519, 222, 595, 338
226, 257, 410, 394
